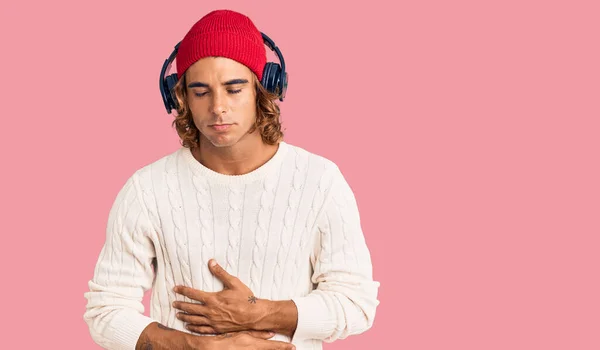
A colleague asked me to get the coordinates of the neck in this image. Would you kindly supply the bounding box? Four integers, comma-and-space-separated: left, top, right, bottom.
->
192, 133, 279, 176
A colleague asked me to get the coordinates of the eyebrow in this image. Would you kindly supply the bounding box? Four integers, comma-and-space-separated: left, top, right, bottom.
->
187, 79, 249, 88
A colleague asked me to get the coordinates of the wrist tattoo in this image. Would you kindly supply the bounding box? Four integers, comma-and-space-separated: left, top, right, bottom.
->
157, 323, 174, 331
248, 296, 257, 304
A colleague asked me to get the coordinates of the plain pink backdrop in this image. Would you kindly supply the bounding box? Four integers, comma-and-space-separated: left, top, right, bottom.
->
1, 0, 599, 349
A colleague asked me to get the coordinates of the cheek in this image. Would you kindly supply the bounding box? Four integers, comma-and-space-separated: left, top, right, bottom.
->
187, 100, 208, 124
234, 94, 257, 116
187, 96, 204, 111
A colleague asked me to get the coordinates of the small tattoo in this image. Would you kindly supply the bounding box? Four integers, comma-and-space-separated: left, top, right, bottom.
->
141, 342, 153, 350
248, 296, 257, 304
157, 323, 174, 331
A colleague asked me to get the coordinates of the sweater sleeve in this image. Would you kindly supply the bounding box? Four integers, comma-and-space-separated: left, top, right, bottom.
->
83, 172, 158, 350
291, 165, 380, 342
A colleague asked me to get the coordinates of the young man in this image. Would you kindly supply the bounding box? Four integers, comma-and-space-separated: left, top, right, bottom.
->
83, 9, 380, 350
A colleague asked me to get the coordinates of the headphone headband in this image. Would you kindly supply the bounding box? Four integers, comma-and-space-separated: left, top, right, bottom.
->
261, 32, 285, 73
159, 32, 288, 114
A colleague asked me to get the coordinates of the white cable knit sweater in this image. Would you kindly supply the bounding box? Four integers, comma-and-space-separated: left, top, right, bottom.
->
83, 141, 380, 350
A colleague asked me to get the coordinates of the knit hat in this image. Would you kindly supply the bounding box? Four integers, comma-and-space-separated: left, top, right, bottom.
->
176, 9, 267, 80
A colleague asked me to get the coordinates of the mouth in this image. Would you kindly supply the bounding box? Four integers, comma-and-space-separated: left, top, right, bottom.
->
209, 124, 233, 131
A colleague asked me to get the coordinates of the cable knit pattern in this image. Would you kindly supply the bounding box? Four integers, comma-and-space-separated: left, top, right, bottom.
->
289, 161, 333, 294
272, 147, 308, 297
225, 184, 244, 275
163, 156, 185, 327
191, 169, 214, 294
168, 155, 193, 296
138, 179, 163, 322
249, 164, 279, 295
83, 141, 380, 350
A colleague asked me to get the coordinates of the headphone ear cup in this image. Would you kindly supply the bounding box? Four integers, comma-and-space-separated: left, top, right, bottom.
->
261, 62, 281, 96
165, 74, 179, 110
279, 71, 288, 101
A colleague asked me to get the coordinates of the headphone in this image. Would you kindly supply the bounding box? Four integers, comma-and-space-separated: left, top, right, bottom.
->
159, 32, 288, 114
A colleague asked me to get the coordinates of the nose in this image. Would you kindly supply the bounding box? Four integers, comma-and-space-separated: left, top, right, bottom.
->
209, 91, 227, 115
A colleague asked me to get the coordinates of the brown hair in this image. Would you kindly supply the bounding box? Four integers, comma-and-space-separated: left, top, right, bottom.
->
171, 73, 284, 149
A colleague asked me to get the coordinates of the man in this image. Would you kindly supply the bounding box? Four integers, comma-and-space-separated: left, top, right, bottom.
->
83, 9, 380, 350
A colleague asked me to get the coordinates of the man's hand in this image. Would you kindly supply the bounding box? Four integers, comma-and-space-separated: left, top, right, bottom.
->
135, 323, 294, 350
191, 331, 295, 350
173, 259, 266, 334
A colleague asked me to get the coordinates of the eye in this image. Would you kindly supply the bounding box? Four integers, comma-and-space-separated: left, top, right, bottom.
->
193, 89, 241, 97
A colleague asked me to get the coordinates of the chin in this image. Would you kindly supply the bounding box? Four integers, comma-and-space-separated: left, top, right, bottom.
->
210, 140, 238, 148
203, 133, 241, 148
200, 125, 255, 148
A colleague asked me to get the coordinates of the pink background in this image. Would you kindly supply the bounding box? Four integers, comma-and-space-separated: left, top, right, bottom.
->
1, 0, 599, 349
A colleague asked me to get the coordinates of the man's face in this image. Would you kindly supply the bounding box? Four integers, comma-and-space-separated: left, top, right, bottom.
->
185, 57, 258, 148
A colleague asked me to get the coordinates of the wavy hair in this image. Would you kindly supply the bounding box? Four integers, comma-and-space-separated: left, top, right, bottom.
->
171, 73, 284, 149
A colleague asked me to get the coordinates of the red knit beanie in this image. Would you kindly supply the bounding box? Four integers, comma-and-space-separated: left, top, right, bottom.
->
176, 9, 267, 80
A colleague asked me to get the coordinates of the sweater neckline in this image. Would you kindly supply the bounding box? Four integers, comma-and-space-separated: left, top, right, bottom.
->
181, 141, 289, 185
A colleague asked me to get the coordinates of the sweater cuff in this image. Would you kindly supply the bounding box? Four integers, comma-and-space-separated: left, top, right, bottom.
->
111, 310, 156, 349
290, 294, 335, 341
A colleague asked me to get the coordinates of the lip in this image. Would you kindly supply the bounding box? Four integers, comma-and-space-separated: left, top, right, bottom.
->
209, 124, 233, 131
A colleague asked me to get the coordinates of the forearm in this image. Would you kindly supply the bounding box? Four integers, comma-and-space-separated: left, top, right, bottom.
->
254, 299, 298, 338
135, 322, 197, 350
291, 288, 378, 341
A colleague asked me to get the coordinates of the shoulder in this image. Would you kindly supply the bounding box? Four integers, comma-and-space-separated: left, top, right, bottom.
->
130, 147, 186, 184
114, 147, 185, 220
279, 142, 350, 199
107, 147, 187, 213
281, 141, 341, 176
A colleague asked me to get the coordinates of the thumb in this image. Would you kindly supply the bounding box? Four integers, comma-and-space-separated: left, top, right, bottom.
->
243, 330, 276, 339
208, 259, 236, 288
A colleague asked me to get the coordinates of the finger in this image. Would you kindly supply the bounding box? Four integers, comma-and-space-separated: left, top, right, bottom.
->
257, 338, 296, 350
186, 324, 217, 334
172, 301, 210, 316
208, 259, 240, 289
241, 330, 276, 339
173, 286, 214, 303
176, 312, 210, 326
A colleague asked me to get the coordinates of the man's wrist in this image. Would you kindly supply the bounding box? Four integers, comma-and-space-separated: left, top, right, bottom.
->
136, 322, 197, 350
254, 299, 298, 338
184, 333, 211, 350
